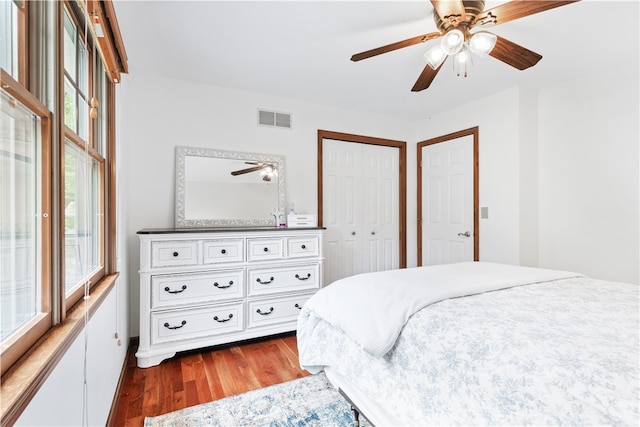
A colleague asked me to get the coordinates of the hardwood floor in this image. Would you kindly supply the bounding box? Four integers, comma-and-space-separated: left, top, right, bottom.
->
109, 332, 310, 426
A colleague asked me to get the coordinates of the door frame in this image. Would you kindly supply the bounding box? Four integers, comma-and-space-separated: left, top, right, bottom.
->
417, 126, 479, 266
317, 129, 407, 268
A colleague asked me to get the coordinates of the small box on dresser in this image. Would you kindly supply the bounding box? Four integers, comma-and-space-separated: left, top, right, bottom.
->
287, 214, 317, 228
136, 227, 324, 368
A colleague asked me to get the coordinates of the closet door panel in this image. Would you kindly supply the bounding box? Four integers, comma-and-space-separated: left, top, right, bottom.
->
323, 140, 399, 283
323, 139, 363, 285
362, 143, 400, 273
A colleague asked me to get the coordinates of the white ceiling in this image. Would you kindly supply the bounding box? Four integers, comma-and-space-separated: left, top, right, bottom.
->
113, 0, 639, 121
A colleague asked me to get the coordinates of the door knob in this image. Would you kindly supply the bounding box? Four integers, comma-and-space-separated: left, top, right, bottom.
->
458, 231, 471, 237
351, 231, 356, 236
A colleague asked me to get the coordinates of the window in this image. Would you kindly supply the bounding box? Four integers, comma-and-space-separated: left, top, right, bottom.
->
62, 5, 106, 304
0, 88, 48, 344
63, 8, 89, 139
1, 0, 127, 420
0, 71, 52, 376
64, 140, 102, 293
0, 0, 20, 79
0, 0, 127, 388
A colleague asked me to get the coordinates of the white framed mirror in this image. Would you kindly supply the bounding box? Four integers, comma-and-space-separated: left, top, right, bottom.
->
175, 146, 286, 228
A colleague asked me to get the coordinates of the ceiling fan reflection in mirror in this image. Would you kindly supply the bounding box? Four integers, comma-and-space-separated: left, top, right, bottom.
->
231, 162, 278, 181
351, 0, 580, 91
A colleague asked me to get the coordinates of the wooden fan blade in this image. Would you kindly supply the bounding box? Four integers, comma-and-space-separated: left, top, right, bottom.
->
411, 60, 445, 92
431, 0, 466, 25
351, 32, 441, 62
231, 165, 264, 176
475, 1, 580, 28
489, 35, 542, 70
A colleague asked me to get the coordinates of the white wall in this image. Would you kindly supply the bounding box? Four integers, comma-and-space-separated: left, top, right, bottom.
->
413, 87, 524, 265
517, 88, 539, 267
413, 74, 639, 284
538, 71, 639, 283
117, 72, 415, 336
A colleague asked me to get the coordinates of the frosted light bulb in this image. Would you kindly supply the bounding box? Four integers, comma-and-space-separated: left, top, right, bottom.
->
441, 29, 464, 55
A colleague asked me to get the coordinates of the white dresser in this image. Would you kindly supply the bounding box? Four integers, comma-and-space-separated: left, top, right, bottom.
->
136, 227, 324, 368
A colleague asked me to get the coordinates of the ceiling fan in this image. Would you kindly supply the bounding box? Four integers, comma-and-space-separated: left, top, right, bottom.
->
351, 0, 580, 92
231, 162, 277, 181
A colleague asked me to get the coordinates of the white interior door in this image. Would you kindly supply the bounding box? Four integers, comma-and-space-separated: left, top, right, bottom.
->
323, 139, 362, 285
421, 135, 474, 266
323, 139, 399, 285
361, 143, 399, 273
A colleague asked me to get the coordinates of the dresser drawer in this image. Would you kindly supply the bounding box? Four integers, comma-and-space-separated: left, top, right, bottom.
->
247, 294, 312, 329
151, 240, 199, 268
247, 238, 284, 262
203, 239, 244, 264
151, 270, 244, 309
151, 303, 243, 344
287, 235, 320, 259
248, 264, 320, 296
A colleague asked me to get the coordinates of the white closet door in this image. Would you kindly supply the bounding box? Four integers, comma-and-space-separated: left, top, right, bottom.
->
323, 139, 362, 285
422, 135, 474, 265
361, 143, 399, 273
323, 139, 399, 285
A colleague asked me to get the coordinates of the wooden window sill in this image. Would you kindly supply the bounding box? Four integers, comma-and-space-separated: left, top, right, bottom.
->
1, 273, 119, 426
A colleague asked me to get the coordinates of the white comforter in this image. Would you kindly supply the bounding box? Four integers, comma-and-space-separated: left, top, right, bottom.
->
297, 264, 640, 425
298, 262, 580, 358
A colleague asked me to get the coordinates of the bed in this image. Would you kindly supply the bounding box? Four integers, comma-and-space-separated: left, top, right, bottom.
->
297, 262, 639, 426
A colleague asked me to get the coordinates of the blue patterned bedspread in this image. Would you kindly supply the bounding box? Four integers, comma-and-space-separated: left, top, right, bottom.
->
298, 277, 640, 426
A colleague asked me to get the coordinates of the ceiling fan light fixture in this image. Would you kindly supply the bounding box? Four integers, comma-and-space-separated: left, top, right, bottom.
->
440, 28, 464, 55
350, 0, 579, 92
260, 165, 277, 181
424, 45, 446, 70
468, 32, 497, 57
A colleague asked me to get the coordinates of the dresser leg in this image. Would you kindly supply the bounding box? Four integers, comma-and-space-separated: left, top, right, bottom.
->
135, 350, 177, 368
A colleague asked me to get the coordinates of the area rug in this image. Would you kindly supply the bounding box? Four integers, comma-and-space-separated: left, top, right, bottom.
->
144, 372, 370, 427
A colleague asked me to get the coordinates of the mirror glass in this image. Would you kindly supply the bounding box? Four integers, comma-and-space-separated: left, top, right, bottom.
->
175, 146, 285, 228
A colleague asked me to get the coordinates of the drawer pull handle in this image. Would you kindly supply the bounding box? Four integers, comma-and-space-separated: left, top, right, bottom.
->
172, 251, 179, 257
256, 307, 274, 316
256, 276, 275, 285
213, 314, 234, 323
295, 303, 303, 309
301, 244, 306, 250
164, 320, 186, 330
263, 247, 269, 252
295, 273, 311, 281
164, 285, 187, 294
213, 280, 234, 289
221, 249, 226, 254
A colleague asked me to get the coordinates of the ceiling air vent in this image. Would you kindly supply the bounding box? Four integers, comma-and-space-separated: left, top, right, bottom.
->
258, 109, 292, 129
